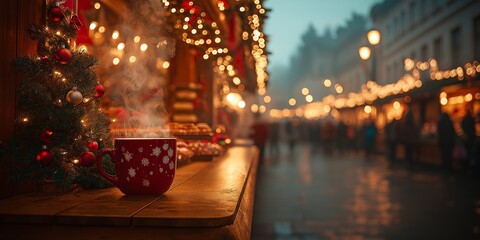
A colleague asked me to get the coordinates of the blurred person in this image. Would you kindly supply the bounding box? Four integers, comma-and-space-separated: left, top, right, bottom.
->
461, 109, 476, 168
385, 118, 399, 163
250, 114, 269, 163
437, 112, 456, 171
268, 121, 280, 158
285, 119, 296, 153
363, 119, 377, 158
336, 121, 347, 151
399, 111, 418, 169
321, 120, 336, 154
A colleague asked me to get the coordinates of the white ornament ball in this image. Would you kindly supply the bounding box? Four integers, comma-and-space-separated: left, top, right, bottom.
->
66, 87, 83, 105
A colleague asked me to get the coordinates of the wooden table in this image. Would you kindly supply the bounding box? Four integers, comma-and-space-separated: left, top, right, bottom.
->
0, 146, 258, 240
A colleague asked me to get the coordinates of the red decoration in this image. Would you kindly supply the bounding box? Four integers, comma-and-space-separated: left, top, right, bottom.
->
36, 148, 53, 165
87, 141, 99, 152
54, 48, 72, 64
80, 152, 96, 167
94, 84, 105, 98
47, 6, 65, 23
70, 14, 82, 26
40, 129, 54, 145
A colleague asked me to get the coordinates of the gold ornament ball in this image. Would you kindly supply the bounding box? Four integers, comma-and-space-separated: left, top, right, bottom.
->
66, 87, 83, 105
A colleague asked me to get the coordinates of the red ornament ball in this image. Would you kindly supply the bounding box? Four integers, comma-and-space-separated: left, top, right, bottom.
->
54, 48, 72, 64
80, 152, 96, 167
94, 84, 105, 98
40, 129, 54, 145
47, 6, 64, 23
87, 141, 99, 152
36, 149, 53, 165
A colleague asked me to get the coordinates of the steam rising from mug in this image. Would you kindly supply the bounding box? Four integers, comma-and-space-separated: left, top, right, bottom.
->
95, 0, 176, 138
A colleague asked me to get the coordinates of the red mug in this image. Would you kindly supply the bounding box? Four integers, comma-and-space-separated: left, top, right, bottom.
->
96, 138, 177, 196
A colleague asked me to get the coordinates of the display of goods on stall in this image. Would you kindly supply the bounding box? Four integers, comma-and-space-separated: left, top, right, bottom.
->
176, 139, 195, 167
168, 122, 214, 138
186, 140, 225, 161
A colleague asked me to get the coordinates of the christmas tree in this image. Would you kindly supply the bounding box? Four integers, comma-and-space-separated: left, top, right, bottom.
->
9, 0, 113, 190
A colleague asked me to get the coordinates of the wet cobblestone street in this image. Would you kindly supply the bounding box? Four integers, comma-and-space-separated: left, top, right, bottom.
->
251, 143, 480, 240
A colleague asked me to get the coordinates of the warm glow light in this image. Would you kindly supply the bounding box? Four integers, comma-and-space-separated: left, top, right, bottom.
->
364, 105, 372, 113
233, 77, 241, 85
335, 85, 343, 94
238, 101, 246, 109
113, 57, 120, 65
440, 97, 448, 105
140, 43, 148, 51
129, 56, 136, 63
73, 158, 80, 164
251, 104, 259, 112
112, 30, 119, 39
465, 93, 473, 102
358, 46, 371, 60
162, 61, 170, 69
259, 105, 266, 113
22, 117, 29, 122
134, 36, 141, 43
264, 95, 271, 103
98, 26, 105, 33
226, 92, 242, 107
367, 29, 381, 46
89, 21, 98, 30
288, 98, 296, 106
324, 79, 332, 87
393, 101, 400, 109
117, 42, 125, 50
305, 95, 313, 102
94, 2, 101, 9
323, 105, 331, 113
301, 88, 309, 95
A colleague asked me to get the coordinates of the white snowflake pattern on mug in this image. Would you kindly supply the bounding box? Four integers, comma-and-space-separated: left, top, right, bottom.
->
163, 155, 169, 164
121, 146, 126, 152
168, 148, 173, 157
169, 161, 174, 170
128, 167, 136, 178
141, 158, 150, 167
138, 147, 144, 153
143, 179, 150, 187
151, 147, 161, 157
124, 151, 133, 162
163, 143, 169, 150
159, 167, 164, 173
149, 171, 153, 175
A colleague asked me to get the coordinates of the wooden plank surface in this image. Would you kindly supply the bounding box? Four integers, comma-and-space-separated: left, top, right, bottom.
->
0, 189, 112, 224
55, 161, 209, 226
132, 146, 255, 227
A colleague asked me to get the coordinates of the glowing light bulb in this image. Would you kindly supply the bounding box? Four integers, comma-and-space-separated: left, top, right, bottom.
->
113, 58, 120, 65
140, 43, 148, 51
117, 42, 125, 50
112, 30, 119, 39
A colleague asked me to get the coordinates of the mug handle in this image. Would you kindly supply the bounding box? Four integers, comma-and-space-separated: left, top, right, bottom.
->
96, 149, 118, 185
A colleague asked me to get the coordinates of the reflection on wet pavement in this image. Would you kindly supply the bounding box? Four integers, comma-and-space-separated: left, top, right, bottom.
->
251, 143, 480, 240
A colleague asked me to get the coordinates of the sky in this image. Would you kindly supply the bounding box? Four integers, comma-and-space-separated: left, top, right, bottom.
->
264, 0, 380, 68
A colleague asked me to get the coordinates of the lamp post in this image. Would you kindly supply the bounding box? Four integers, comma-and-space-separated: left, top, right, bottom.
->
358, 29, 381, 82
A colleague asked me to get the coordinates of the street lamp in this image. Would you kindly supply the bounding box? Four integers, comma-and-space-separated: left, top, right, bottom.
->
358, 29, 381, 82
358, 46, 371, 60
367, 29, 381, 46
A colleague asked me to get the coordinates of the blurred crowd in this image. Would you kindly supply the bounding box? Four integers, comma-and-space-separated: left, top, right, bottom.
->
250, 110, 480, 173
